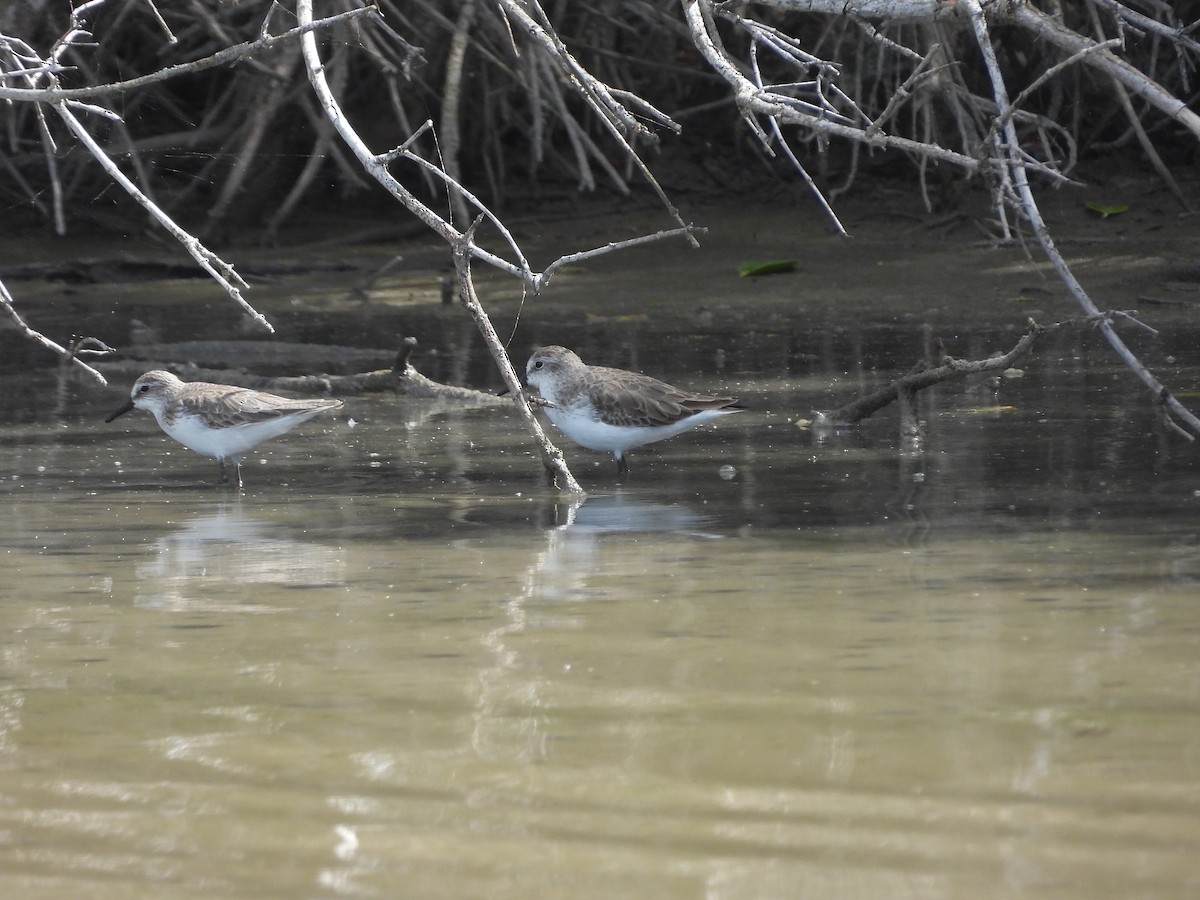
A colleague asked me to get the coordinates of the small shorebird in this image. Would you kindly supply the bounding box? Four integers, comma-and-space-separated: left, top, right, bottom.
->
525, 345, 745, 475
106, 370, 343, 488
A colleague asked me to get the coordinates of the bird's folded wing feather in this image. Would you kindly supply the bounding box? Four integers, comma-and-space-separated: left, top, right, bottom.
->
589, 371, 729, 428
179, 387, 292, 427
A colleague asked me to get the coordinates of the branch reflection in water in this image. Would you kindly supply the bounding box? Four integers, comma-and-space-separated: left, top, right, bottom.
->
472, 492, 722, 766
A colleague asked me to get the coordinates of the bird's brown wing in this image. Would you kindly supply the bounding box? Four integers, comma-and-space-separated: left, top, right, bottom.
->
174, 385, 325, 428
585, 367, 740, 428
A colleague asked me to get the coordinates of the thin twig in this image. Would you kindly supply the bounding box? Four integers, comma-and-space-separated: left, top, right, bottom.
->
0, 6, 379, 101
0, 278, 108, 383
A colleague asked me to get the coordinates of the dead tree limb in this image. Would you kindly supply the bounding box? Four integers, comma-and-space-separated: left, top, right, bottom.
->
813, 314, 1182, 434
451, 218, 583, 491
296, 0, 587, 492
99, 340, 506, 403
0, 5, 378, 367
688, 0, 1200, 438
816, 319, 1049, 427
958, 0, 1200, 439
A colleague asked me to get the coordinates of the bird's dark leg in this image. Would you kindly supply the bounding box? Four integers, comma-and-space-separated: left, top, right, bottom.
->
218, 459, 230, 484
617, 453, 629, 477
233, 457, 244, 490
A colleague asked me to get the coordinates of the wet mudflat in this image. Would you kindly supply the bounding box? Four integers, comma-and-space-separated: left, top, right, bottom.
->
2, 186, 1200, 897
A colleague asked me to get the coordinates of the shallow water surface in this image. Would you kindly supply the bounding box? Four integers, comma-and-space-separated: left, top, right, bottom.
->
5, 185, 1200, 895
1, 339, 1199, 897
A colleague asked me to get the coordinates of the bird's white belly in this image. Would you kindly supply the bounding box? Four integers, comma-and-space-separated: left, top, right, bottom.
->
545, 407, 716, 453
158, 413, 295, 459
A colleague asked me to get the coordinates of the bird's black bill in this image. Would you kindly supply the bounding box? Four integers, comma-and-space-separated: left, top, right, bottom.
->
105, 399, 135, 423
497, 387, 511, 396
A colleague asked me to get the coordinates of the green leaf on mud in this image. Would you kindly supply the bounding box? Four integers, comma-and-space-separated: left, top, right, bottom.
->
738, 259, 798, 277
1085, 201, 1129, 218
960, 405, 1016, 415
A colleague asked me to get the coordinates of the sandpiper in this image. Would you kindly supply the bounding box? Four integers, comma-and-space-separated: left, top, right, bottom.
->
525, 345, 745, 475
106, 370, 344, 487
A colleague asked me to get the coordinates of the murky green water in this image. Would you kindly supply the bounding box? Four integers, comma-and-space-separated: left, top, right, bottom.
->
3, 192, 1200, 896
1, 343, 1199, 897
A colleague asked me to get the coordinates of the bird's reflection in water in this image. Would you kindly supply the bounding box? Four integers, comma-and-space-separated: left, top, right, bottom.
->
471, 492, 720, 764
550, 492, 717, 535
135, 503, 345, 611
533, 491, 719, 602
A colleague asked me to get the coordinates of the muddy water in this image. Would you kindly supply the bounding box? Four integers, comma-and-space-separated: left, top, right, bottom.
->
3, 192, 1200, 896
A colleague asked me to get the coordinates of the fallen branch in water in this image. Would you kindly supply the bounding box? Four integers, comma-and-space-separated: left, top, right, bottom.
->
814, 313, 1194, 440
99, 338, 503, 404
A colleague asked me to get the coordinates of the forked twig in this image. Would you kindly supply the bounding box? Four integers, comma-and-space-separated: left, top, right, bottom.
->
0, 278, 108, 383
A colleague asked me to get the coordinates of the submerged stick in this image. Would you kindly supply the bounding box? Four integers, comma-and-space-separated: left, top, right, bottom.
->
815, 314, 1164, 429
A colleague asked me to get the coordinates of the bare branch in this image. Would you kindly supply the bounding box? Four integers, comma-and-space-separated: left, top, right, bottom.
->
539, 226, 709, 287
496, 0, 697, 244
451, 218, 584, 493
815, 314, 1175, 430
296, 0, 586, 493
681, 0, 987, 174
0, 6, 378, 102
1011, 3, 1200, 140
959, 0, 1200, 436
0, 278, 108, 384
52, 101, 273, 333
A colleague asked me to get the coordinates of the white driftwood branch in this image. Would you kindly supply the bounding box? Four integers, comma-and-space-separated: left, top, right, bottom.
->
682, 0, 1199, 433
495, 0, 655, 141
452, 219, 584, 493
0, 6, 378, 102
681, 0, 985, 173
1011, 4, 1200, 141
0, 8, 276, 334
497, 0, 697, 245
53, 101, 273, 333
295, 0, 586, 493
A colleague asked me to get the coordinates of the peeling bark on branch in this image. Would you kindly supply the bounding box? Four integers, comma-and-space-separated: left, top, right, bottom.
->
735, 0, 959, 23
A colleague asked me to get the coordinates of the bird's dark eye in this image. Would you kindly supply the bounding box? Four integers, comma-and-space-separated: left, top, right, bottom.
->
533, 361, 544, 369
138, 384, 150, 393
